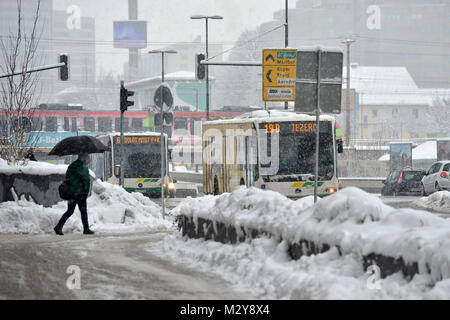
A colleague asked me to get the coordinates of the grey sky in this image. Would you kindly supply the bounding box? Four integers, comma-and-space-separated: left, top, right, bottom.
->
53, 0, 294, 77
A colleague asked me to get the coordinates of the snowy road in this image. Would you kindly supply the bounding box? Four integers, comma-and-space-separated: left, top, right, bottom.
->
0, 231, 254, 300
380, 195, 450, 218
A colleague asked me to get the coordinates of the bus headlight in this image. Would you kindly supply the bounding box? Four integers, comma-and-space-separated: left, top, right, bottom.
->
168, 182, 175, 190
326, 187, 337, 194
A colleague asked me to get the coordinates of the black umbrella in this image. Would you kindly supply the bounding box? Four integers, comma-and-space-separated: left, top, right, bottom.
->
48, 135, 109, 156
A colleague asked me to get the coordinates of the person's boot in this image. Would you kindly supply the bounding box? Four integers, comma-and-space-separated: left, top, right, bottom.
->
83, 228, 94, 235
54, 222, 64, 235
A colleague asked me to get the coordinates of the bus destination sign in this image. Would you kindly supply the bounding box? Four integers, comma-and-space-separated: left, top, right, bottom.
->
115, 136, 160, 144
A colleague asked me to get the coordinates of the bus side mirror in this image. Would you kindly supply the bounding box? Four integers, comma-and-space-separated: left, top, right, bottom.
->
115, 164, 120, 177
337, 139, 343, 153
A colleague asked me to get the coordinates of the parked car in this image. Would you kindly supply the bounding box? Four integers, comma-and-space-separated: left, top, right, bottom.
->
420, 161, 450, 196
381, 169, 426, 196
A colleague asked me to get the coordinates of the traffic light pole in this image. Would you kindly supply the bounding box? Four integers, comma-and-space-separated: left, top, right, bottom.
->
120, 81, 125, 187
160, 53, 166, 220
0, 62, 65, 79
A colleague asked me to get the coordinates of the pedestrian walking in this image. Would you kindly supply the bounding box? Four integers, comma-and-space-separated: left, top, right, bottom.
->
54, 153, 94, 235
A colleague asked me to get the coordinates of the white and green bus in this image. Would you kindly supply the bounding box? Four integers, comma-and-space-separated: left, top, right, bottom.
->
92, 132, 175, 197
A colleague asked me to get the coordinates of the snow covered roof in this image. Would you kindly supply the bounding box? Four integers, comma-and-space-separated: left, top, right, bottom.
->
204, 110, 336, 126
125, 70, 214, 89
344, 65, 449, 106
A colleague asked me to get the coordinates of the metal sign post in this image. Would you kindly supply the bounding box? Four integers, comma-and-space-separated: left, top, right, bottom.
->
314, 50, 322, 203
294, 47, 343, 202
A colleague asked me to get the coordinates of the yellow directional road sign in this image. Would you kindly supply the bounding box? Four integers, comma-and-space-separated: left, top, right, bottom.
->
262, 49, 297, 101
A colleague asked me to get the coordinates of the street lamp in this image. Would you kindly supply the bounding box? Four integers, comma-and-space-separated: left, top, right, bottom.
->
190, 14, 223, 120
148, 49, 177, 220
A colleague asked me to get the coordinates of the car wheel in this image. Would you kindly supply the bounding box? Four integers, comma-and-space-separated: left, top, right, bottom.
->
436, 182, 442, 192
420, 184, 427, 196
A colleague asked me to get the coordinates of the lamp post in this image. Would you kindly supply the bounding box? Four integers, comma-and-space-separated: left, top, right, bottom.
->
148, 49, 177, 220
190, 14, 223, 120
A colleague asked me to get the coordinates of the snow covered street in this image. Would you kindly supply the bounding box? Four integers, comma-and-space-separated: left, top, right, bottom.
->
1, 174, 450, 299
0, 231, 254, 300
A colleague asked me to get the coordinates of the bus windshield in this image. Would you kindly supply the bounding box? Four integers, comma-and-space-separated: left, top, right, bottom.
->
114, 139, 162, 178
260, 121, 335, 180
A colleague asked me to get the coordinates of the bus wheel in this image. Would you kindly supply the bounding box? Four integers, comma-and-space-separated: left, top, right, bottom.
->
214, 177, 219, 195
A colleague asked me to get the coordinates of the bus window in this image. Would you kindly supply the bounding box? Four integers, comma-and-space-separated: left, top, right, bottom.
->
63, 117, 70, 131
115, 117, 129, 132
45, 117, 57, 132
84, 117, 95, 132
71, 117, 77, 132
98, 117, 112, 132
174, 117, 188, 131
131, 118, 143, 132
31, 117, 43, 131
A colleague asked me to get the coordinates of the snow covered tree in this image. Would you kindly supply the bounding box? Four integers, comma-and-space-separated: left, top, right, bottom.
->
426, 97, 450, 137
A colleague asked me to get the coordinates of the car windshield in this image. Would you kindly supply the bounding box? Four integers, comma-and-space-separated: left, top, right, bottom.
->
402, 171, 425, 181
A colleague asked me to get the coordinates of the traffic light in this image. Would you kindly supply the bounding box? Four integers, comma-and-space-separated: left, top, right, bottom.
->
154, 112, 173, 126
195, 53, 206, 80
59, 54, 69, 81
120, 82, 134, 112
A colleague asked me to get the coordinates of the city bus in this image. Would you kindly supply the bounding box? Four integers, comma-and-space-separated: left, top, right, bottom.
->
202, 111, 343, 198
92, 132, 175, 197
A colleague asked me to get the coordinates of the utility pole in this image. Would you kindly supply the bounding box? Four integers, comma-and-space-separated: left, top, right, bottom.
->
284, 0, 289, 110
342, 38, 355, 147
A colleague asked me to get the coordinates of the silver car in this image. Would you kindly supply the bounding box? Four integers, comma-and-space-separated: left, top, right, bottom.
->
421, 161, 450, 196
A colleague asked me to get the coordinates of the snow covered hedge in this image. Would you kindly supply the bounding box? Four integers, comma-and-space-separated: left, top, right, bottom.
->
173, 187, 450, 284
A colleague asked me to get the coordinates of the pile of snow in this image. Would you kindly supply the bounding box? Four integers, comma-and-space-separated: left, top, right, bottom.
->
172, 187, 450, 286
0, 158, 95, 177
413, 191, 450, 214
0, 179, 173, 234
149, 235, 450, 299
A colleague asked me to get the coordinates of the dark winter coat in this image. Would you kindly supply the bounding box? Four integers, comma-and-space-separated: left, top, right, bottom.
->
66, 159, 90, 195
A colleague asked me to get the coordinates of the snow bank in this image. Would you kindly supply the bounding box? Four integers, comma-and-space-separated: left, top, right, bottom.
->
173, 186, 450, 283
149, 234, 449, 299
0, 180, 173, 234
413, 191, 450, 214
0, 157, 95, 177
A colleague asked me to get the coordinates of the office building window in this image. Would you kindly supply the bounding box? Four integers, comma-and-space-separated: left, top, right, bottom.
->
392, 108, 398, 118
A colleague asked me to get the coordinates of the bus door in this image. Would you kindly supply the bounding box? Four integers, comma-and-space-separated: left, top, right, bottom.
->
222, 135, 227, 193
245, 134, 257, 187
245, 136, 251, 187
203, 136, 212, 194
